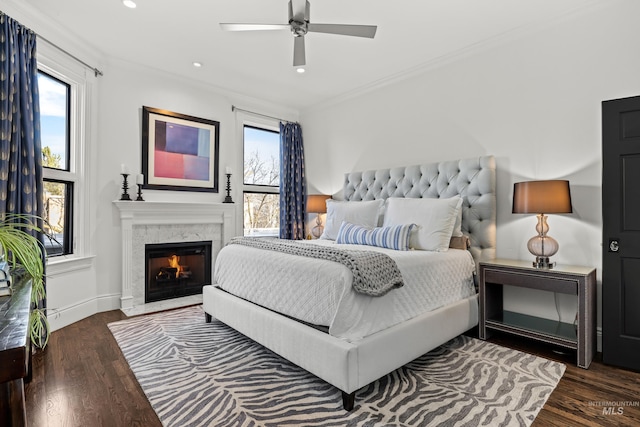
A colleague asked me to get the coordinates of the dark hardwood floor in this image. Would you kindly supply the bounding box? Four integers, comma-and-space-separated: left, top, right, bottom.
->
487, 332, 640, 427
25, 310, 162, 427
25, 311, 640, 427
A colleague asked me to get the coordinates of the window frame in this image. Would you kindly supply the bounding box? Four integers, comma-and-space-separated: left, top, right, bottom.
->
42, 178, 74, 256
241, 122, 281, 236
37, 41, 94, 267
39, 70, 74, 256
39, 70, 71, 172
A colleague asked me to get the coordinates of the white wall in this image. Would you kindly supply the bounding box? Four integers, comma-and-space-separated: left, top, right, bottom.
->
301, 1, 640, 344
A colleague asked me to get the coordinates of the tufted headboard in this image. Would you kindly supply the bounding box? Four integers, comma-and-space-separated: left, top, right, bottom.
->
343, 156, 496, 265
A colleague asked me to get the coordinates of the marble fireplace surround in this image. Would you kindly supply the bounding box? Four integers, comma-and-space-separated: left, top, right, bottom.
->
114, 201, 236, 311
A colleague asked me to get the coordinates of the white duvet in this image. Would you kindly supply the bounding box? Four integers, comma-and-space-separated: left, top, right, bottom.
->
213, 239, 476, 342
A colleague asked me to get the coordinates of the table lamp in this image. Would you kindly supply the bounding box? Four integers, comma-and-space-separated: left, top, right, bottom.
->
512, 180, 573, 268
307, 194, 330, 238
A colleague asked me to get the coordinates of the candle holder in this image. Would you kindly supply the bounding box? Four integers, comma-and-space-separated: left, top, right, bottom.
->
223, 173, 234, 203
120, 174, 132, 201
136, 184, 145, 201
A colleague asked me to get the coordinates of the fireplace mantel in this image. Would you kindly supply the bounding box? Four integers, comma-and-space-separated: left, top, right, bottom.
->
113, 200, 236, 225
114, 201, 236, 309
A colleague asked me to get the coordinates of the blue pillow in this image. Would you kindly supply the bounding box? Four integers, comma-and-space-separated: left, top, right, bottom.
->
336, 221, 415, 251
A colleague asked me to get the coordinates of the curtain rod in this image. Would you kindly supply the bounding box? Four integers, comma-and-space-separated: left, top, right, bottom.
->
1, 11, 103, 77
37, 34, 103, 78
231, 105, 297, 124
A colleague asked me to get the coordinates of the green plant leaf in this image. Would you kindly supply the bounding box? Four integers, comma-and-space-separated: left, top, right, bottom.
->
0, 213, 49, 348
29, 309, 49, 348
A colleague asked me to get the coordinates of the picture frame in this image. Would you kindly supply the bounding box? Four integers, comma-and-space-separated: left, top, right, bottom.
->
142, 106, 220, 192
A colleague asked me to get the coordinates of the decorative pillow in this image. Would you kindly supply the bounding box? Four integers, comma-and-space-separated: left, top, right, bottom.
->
452, 204, 463, 237
336, 221, 415, 251
449, 235, 470, 250
382, 196, 463, 251
321, 199, 385, 241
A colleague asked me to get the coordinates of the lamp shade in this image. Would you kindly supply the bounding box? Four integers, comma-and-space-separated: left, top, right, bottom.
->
512, 180, 573, 214
307, 194, 330, 213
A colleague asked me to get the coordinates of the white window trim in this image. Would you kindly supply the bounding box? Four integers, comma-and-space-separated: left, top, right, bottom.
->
235, 111, 281, 235
37, 42, 96, 272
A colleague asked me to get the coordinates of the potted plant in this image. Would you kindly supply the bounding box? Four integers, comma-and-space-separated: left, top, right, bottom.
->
0, 213, 49, 348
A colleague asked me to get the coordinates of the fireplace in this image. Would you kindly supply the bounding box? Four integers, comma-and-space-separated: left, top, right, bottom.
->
145, 241, 212, 303
114, 200, 235, 310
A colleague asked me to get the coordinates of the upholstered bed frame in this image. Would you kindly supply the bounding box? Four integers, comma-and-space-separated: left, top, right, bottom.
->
203, 155, 496, 410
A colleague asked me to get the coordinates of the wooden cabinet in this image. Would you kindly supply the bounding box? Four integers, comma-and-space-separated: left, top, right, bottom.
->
479, 259, 596, 369
0, 276, 32, 426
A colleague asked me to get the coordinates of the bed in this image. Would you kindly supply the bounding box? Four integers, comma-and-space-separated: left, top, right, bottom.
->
203, 155, 496, 410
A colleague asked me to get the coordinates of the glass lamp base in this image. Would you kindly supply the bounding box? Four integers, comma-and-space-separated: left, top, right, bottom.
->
311, 225, 324, 239
532, 256, 556, 269
527, 234, 559, 269
311, 215, 324, 239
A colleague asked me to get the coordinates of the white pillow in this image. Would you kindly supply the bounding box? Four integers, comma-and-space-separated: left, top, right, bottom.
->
321, 199, 384, 241
383, 196, 463, 251
452, 205, 463, 237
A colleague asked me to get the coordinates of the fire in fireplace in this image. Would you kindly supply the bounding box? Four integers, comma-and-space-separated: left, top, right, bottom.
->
145, 240, 212, 303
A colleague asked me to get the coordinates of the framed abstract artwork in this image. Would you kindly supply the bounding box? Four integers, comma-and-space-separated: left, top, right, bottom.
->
141, 106, 220, 192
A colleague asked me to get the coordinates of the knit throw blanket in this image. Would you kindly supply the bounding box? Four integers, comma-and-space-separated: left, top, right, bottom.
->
228, 237, 404, 297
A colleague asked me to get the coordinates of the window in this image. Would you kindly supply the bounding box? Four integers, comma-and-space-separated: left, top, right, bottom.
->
39, 71, 73, 256
34, 41, 93, 272
243, 125, 280, 236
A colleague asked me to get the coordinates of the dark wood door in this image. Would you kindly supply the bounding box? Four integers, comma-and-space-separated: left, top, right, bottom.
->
602, 95, 640, 371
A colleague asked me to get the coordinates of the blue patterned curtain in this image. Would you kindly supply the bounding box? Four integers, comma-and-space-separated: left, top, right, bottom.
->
0, 14, 43, 221
0, 14, 46, 332
279, 122, 307, 240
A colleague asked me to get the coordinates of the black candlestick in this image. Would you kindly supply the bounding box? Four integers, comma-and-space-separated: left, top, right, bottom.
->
136, 184, 145, 201
120, 174, 132, 201
223, 173, 233, 203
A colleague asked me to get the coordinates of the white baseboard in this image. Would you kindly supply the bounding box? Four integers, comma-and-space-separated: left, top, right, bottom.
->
47, 293, 121, 332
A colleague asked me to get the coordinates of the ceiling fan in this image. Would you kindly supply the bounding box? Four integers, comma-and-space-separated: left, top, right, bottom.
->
220, 0, 377, 67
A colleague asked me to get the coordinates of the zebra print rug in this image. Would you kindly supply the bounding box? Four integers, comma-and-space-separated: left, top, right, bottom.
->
108, 305, 565, 427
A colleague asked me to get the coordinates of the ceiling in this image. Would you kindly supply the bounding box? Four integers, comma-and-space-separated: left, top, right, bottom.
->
14, 0, 594, 110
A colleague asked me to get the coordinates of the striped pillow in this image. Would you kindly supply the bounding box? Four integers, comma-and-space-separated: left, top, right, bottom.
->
336, 221, 415, 251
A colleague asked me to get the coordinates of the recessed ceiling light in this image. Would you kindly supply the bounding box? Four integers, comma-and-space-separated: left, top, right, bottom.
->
122, 0, 137, 9
193, 62, 202, 68
296, 67, 305, 74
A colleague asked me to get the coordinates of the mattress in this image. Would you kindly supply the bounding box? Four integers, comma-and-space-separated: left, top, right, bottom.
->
213, 239, 476, 342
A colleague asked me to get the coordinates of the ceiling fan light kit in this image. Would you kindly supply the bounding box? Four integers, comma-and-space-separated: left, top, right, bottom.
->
220, 0, 377, 67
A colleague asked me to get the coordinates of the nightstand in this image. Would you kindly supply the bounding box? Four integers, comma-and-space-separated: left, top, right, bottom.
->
479, 259, 596, 369
0, 275, 32, 426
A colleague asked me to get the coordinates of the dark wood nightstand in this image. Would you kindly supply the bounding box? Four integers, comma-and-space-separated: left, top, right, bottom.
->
0, 275, 32, 426
479, 259, 596, 369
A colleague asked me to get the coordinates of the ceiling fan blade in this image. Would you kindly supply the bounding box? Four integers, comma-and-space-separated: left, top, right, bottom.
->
307, 23, 377, 38
293, 36, 306, 67
220, 23, 289, 31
